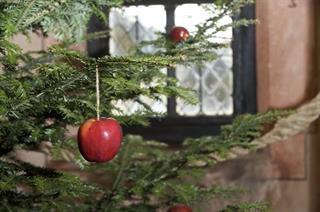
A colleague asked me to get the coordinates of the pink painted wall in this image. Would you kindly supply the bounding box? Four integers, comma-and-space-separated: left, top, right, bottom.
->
257, 0, 315, 111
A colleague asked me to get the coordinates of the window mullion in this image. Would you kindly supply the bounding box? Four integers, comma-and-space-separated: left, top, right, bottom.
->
165, 4, 177, 116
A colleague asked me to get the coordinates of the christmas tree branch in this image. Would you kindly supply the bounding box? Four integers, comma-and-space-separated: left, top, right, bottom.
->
0, 0, 272, 210
95, 140, 132, 211
115, 111, 291, 208
15, 0, 37, 30
51, 46, 179, 68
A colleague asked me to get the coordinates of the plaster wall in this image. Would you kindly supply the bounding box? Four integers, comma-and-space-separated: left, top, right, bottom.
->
204, 0, 317, 211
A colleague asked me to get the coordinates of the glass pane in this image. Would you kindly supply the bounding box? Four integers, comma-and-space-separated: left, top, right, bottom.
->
176, 65, 201, 116
175, 4, 233, 116
202, 48, 233, 115
109, 6, 167, 115
110, 6, 166, 55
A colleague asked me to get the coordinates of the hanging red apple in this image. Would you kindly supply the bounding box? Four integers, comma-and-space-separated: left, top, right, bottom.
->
169, 26, 190, 43
77, 118, 122, 163
167, 204, 193, 212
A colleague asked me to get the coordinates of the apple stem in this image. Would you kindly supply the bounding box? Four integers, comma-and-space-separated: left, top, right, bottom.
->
96, 64, 100, 120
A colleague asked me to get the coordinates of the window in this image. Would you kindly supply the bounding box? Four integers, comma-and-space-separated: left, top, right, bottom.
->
87, 0, 256, 142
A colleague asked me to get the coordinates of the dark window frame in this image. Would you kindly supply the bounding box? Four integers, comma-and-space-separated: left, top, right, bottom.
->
87, 1, 256, 143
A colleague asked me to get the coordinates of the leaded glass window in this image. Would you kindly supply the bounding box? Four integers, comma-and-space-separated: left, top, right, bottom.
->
109, 6, 167, 115
87, 1, 256, 141
109, 3, 233, 117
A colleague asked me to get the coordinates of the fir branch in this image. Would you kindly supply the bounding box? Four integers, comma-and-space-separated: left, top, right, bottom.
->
15, 0, 37, 30
134, 0, 255, 66
120, 111, 291, 208
221, 202, 270, 212
2, 66, 87, 120
0, 0, 271, 210
51, 46, 179, 68
89, 110, 288, 210
95, 139, 132, 211
97, 55, 178, 68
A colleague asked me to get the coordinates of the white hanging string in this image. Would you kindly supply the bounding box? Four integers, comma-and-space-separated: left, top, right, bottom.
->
96, 64, 100, 120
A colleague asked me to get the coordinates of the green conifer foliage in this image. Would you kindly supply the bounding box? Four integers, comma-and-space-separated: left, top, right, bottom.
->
0, 0, 286, 211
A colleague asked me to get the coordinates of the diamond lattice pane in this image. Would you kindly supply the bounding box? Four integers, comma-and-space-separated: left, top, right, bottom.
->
176, 65, 200, 116
109, 6, 167, 115
202, 48, 233, 115
175, 4, 233, 116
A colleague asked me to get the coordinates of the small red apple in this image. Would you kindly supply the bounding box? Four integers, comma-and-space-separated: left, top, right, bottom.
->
167, 204, 193, 212
77, 118, 122, 163
169, 26, 190, 43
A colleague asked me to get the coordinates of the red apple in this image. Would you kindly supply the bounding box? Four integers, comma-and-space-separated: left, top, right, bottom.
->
167, 204, 193, 212
77, 118, 122, 163
169, 26, 190, 43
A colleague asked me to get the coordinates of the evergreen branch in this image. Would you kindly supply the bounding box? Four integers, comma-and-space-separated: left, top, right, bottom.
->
97, 55, 178, 68
51, 46, 179, 68
0, 0, 266, 210
221, 202, 270, 212
15, 0, 37, 30
124, 111, 290, 204
3, 71, 86, 119
82, 29, 110, 42
95, 140, 132, 211
22, 9, 52, 29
